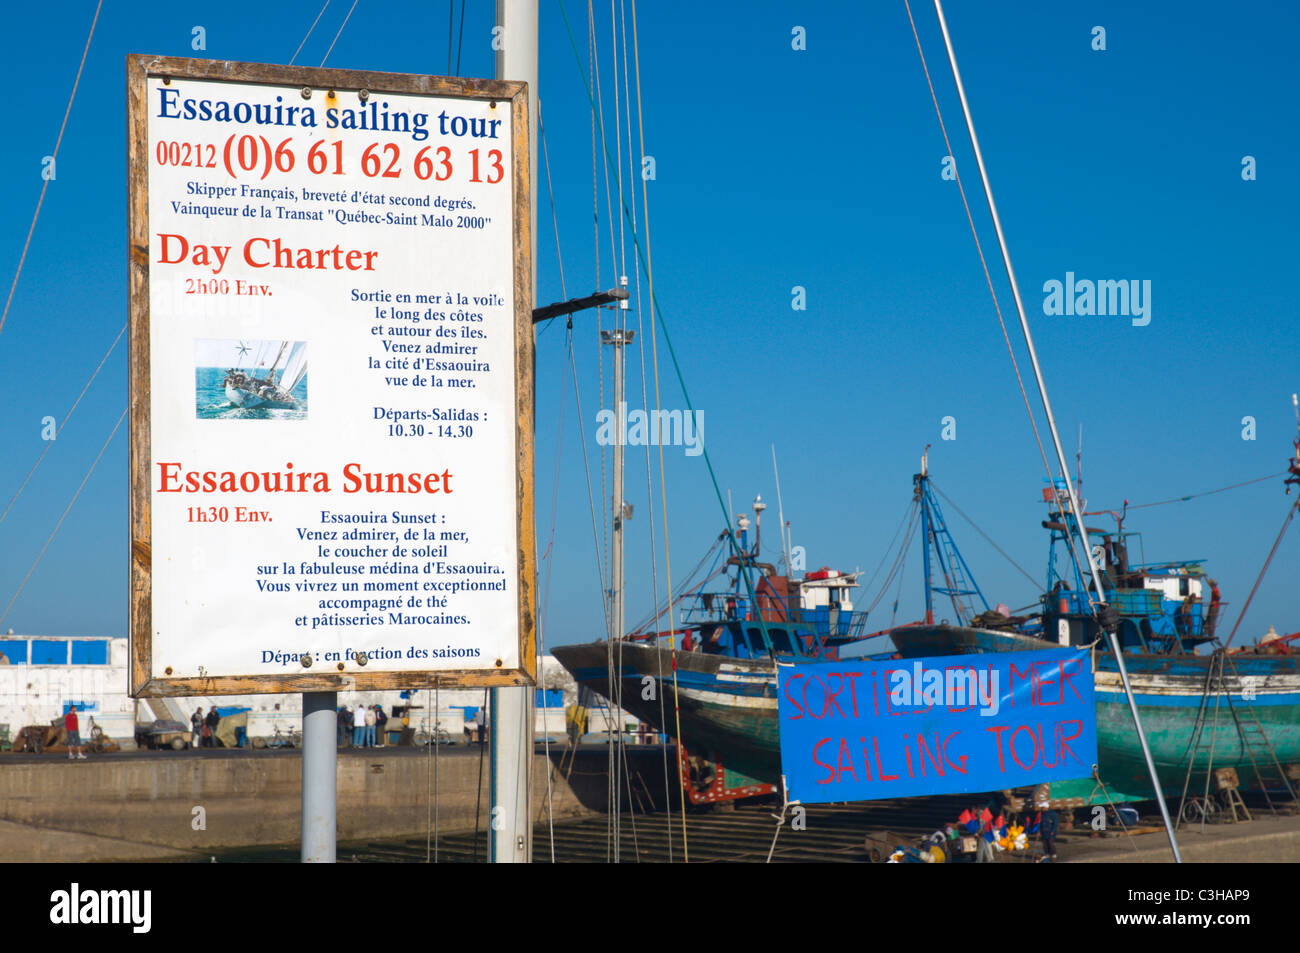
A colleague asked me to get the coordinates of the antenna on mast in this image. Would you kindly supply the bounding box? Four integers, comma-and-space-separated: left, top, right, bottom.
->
772, 444, 792, 574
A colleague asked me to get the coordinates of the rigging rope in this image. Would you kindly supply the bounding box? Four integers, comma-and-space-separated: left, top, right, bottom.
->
0, 406, 127, 628
1124, 472, 1288, 511
426, 686, 432, 862
447, 0, 455, 75
903, 0, 1096, 612
617, 0, 674, 858
860, 497, 920, 597
536, 95, 570, 863
629, 0, 690, 861
867, 501, 920, 615
604, 0, 628, 859
455, 0, 466, 76
472, 687, 487, 862
289, 0, 331, 65
0, 320, 127, 528
0, 0, 102, 340
931, 481, 1040, 588
561, 0, 813, 858
434, 677, 440, 862
319, 0, 359, 66
1221, 499, 1298, 649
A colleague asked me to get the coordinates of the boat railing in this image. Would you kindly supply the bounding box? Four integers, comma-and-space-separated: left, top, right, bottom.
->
676, 591, 870, 640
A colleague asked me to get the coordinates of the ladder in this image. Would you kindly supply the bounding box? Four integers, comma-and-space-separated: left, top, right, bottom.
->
1177, 649, 1298, 830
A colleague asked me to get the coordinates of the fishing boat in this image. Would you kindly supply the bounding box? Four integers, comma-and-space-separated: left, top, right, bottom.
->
553, 497, 874, 786
222, 340, 306, 409
887, 464, 1300, 803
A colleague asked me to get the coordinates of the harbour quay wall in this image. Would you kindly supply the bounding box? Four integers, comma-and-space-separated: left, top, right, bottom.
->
0, 746, 677, 852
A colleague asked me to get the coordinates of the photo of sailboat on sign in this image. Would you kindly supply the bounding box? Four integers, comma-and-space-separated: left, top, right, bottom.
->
194, 338, 309, 420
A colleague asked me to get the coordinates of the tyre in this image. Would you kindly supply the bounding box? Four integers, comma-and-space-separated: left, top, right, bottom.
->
413, 728, 430, 746
170, 736, 185, 751
252, 736, 267, 749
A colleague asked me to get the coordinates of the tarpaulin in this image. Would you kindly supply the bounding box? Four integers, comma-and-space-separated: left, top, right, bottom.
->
777, 648, 1096, 803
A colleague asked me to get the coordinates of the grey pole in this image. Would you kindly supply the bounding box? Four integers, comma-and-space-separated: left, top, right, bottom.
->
602, 327, 634, 860
490, 0, 538, 865
301, 691, 337, 863
931, 0, 1182, 862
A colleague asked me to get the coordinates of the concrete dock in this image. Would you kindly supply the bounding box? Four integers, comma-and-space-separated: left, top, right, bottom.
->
3, 744, 1296, 862
0, 743, 674, 862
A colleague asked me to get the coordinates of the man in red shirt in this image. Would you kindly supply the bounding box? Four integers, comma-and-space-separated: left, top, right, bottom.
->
65, 705, 87, 760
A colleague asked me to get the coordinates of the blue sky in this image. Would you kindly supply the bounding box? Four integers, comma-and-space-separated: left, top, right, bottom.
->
1, 1, 1297, 650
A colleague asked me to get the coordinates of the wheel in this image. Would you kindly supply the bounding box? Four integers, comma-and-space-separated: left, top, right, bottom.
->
413, 728, 430, 746
252, 736, 267, 749
1179, 799, 1201, 825
170, 736, 185, 751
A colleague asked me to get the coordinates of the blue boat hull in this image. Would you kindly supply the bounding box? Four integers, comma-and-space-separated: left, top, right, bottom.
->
890, 625, 1300, 798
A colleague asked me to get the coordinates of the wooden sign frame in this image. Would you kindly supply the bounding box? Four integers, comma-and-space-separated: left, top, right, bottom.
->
127, 55, 535, 697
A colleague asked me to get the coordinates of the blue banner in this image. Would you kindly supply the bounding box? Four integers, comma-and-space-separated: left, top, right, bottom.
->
777, 648, 1097, 803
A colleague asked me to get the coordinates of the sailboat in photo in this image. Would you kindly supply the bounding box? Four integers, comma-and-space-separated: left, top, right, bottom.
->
223, 340, 307, 410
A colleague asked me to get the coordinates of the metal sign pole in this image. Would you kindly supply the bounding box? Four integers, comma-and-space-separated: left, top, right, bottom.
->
490, 0, 538, 864
301, 691, 337, 863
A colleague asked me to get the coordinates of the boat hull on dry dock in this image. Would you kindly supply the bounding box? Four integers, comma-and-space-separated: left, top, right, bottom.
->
891, 624, 1300, 800
552, 641, 780, 783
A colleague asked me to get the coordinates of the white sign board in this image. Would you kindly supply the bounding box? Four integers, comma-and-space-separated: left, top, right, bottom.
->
128, 57, 534, 695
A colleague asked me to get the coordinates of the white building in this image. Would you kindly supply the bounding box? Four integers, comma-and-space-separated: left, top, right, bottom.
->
0, 633, 576, 747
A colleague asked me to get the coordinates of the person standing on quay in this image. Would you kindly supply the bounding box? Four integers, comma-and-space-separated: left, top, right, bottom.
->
204, 707, 221, 747
337, 706, 349, 748
353, 705, 367, 748
65, 704, 87, 760
364, 704, 377, 747
192, 708, 204, 750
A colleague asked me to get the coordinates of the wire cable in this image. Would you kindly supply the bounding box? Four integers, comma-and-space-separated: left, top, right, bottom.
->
0, 406, 127, 628
931, 481, 1040, 588
0, 0, 102, 340
903, 0, 1096, 607
1222, 499, 1298, 649
1125, 472, 1288, 511
289, 0, 331, 65
319, 0, 359, 66
455, 0, 467, 76
0, 320, 126, 528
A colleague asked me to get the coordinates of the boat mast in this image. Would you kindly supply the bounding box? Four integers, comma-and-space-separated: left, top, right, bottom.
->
603, 329, 634, 647
931, 0, 1183, 862
602, 325, 633, 859
919, 447, 934, 624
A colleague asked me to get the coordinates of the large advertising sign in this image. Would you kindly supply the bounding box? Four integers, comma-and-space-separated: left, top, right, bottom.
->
127, 57, 534, 695
777, 649, 1097, 803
